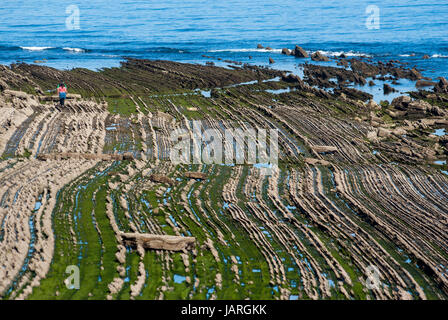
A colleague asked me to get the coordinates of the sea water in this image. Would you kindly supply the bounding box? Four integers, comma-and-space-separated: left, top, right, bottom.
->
0, 0, 447, 80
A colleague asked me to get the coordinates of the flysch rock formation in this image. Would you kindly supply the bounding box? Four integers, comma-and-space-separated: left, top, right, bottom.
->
0, 58, 447, 300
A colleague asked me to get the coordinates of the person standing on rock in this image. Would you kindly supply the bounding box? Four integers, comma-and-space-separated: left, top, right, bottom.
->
57, 82, 67, 107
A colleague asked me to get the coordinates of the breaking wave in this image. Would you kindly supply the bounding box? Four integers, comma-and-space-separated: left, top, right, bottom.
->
63, 47, 86, 53
209, 48, 283, 53
314, 50, 372, 57
20, 46, 54, 51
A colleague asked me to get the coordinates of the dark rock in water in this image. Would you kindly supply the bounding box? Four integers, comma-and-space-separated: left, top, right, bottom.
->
281, 48, 291, 55
248, 56, 252, 59
383, 83, 396, 94
434, 77, 448, 93
349, 58, 422, 81
293, 45, 309, 58
386, 60, 396, 67
257, 44, 264, 49
368, 80, 375, 86
303, 63, 366, 88
339, 53, 347, 58
265, 46, 272, 50
355, 75, 367, 86
282, 73, 302, 83
269, 57, 275, 64
423, 55, 430, 59
391, 95, 412, 110
205, 61, 215, 66
311, 51, 330, 62
337, 59, 348, 67
350, 59, 381, 78
334, 87, 373, 102
410, 68, 422, 80
415, 80, 436, 88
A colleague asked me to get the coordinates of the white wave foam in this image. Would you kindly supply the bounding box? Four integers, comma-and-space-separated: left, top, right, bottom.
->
63, 47, 85, 53
431, 54, 448, 58
399, 54, 412, 57
21, 46, 54, 51
209, 48, 371, 57
314, 50, 372, 57
209, 48, 283, 53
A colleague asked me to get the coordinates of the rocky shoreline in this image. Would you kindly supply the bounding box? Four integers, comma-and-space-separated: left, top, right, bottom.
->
0, 55, 447, 300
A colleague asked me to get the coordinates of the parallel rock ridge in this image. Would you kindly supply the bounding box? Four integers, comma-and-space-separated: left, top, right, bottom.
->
0, 58, 447, 300
121, 233, 196, 251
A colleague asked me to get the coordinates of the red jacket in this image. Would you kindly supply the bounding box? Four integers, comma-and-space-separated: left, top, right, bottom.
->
58, 86, 67, 94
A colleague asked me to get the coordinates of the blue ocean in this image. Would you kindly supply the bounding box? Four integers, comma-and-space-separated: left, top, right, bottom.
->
0, 0, 447, 79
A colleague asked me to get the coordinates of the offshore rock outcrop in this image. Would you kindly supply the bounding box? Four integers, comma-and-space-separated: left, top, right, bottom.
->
311, 51, 330, 62
293, 45, 309, 58
434, 77, 448, 93
348, 58, 423, 80
303, 64, 367, 88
